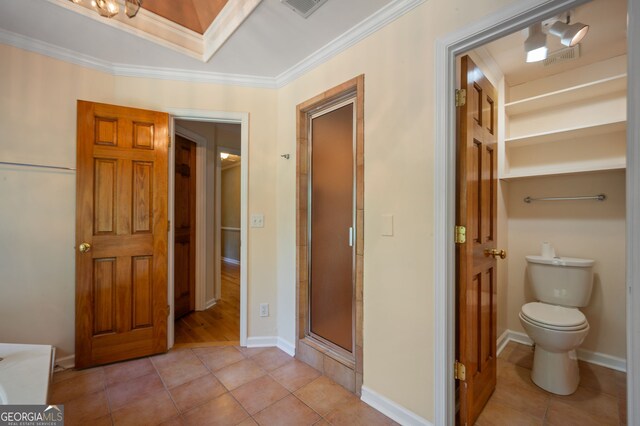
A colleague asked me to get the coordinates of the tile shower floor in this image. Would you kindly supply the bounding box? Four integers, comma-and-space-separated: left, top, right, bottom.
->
49, 345, 396, 426
475, 341, 627, 426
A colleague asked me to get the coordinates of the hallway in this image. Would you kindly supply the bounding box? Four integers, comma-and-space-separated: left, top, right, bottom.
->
175, 262, 240, 345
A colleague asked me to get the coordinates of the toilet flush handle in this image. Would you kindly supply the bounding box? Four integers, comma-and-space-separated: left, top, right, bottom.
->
484, 248, 507, 259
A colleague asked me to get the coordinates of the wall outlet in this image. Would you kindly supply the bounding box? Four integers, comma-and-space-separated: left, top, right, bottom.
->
259, 303, 269, 317
251, 214, 265, 228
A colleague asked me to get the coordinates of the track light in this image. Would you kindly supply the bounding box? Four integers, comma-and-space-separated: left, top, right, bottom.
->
525, 23, 548, 63
548, 20, 589, 47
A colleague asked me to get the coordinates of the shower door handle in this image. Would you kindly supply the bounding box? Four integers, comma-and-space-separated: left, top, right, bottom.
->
348, 227, 354, 247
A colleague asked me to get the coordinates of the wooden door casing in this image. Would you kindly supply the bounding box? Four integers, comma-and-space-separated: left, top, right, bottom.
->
174, 135, 196, 319
75, 101, 169, 369
456, 56, 498, 425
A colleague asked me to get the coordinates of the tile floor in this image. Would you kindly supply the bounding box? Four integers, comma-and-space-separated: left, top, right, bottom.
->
49, 346, 396, 426
475, 341, 627, 426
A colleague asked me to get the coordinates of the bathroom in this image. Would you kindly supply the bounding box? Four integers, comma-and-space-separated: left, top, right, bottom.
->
458, 0, 628, 423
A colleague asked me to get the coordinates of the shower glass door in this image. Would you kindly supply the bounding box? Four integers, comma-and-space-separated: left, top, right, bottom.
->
308, 99, 355, 355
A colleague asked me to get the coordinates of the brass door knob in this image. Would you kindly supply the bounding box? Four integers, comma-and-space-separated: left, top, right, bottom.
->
484, 248, 506, 259
79, 242, 92, 253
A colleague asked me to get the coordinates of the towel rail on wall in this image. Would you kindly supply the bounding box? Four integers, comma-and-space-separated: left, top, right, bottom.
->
524, 194, 606, 203
0, 161, 76, 171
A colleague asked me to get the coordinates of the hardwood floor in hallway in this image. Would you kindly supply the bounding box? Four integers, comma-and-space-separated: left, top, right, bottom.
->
175, 261, 240, 345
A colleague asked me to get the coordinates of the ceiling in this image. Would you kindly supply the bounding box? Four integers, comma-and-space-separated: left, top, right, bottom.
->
141, 0, 229, 34
478, 0, 627, 87
0, 0, 400, 85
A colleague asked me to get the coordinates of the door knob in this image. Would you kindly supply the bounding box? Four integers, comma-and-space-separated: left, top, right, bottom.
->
79, 242, 91, 253
484, 248, 506, 259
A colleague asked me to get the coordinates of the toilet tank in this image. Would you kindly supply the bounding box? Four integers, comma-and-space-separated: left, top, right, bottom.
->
525, 255, 595, 307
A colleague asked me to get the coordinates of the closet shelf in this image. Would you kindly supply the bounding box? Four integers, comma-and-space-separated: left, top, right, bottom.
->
505, 74, 627, 116
505, 120, 626, 147
500, 162, 626, 181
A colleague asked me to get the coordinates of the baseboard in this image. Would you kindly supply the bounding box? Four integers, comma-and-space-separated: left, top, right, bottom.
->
496, 329, 510, 356
277, 337, 296, 356
205, 298, 217, 309
361, 386, 432, 426
55, 354, 75, 370
222, 257, 240, 265
505, 330, 627, 372
246, 336, 278, 348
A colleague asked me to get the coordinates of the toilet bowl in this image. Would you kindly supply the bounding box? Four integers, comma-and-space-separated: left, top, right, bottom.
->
519, 302, 589, 395
521, 255, 594, 395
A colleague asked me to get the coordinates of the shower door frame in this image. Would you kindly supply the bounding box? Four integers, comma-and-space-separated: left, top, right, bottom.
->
307, 96, 357, 359
296, 75, 365, 393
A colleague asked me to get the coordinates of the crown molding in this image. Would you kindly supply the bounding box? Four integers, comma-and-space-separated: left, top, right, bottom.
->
44, 0, 204, 60
1, 0, 426, 89
274, 0, 426, 87
202, 0, 262, 62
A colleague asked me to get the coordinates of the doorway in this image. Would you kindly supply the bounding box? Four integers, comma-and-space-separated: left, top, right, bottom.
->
167, 112, 248, 350
435, 0, 639, 425
296, 75, 365, 394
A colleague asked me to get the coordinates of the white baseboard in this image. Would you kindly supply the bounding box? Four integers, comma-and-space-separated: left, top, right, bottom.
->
504, 330, 627, 372
361, 386, 432, 426
222, 257, 240, 265
55, 354, 75, 369
246, 336, 278, 348
205, 298, 217, 309
277, 337, 296, 356
496, 329, 510, 356
245, 336, 296, 357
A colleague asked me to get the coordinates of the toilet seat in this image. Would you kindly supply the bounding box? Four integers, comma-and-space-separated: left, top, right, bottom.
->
521, 302, 588, 331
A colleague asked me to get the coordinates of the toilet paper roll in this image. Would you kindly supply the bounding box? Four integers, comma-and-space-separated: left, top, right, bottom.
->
541, 242, 554, 258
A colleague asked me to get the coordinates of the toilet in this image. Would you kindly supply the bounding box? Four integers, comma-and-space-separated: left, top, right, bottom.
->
519, 255, 594, 395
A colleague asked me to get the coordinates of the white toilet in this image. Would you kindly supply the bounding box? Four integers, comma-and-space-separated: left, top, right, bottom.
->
519, 255, 594, 395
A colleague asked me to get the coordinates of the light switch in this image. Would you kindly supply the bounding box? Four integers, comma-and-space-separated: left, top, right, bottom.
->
251, 214, 265, 228
381, 214, 393, 236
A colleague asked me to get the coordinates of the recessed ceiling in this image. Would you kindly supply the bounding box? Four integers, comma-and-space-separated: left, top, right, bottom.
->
141, 0, 229, 34
477, 0, 627, 87
0, 0, 402, 85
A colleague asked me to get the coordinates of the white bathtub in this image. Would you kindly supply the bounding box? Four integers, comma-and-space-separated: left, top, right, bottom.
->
0, 343, 54, 404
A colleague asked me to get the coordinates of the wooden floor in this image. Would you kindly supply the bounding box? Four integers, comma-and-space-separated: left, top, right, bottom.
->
175, 262, 240, 345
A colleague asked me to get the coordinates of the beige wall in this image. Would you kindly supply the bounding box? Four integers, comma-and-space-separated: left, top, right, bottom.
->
0, 44, 279, 359
275, 0, 518, 420
222, 164, 241, 261
505, 170, 627, 358
2, 0, 528, 421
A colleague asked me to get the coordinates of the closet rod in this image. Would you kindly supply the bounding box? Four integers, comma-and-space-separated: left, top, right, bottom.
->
524, 194, 606, 203
0, 161, 76, 171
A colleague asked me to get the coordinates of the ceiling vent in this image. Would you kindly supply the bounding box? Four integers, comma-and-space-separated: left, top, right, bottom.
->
281, 0, 329, 18
543, 44, 581, 66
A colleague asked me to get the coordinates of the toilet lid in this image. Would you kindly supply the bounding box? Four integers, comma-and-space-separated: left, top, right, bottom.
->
521, 302, 587, 328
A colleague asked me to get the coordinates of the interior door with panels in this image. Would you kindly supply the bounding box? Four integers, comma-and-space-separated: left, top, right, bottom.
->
75, 100, 169, 368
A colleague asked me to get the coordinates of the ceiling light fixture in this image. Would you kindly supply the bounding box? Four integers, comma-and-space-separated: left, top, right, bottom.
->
548, 18, 589, 47
69, 0, 142, 19
524, 23, 548, 63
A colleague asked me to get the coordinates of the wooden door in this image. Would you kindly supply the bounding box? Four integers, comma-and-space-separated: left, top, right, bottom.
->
456, 56, 499, 425
174, 135, 196, 319
75, 101, 169, 369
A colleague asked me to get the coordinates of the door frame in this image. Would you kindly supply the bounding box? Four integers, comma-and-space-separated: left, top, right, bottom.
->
433, 1, 639, 425
167, 109, 249, 349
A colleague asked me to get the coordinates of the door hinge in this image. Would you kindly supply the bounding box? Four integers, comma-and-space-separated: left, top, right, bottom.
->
167, 305, 171, 317
168, 220, 171, 233
455, 89, 467, 107
455, 225, 466, 244
454, 360, 466, 381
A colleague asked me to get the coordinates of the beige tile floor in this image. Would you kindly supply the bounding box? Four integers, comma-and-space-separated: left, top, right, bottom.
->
50, 346, 396, 426
475, 341, 627, 426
